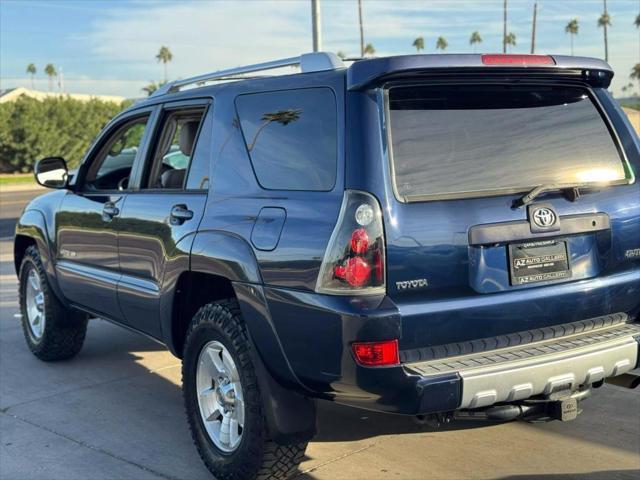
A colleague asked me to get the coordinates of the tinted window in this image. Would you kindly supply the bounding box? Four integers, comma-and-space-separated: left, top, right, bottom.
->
236, 88, 337, 191
85, 117, 149, 191
144, 109, 205, 190
388, 85, 628, 201
186, 109, 213, 190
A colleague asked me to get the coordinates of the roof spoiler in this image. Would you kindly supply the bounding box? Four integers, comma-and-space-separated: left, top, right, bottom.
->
347, 54, 614, 90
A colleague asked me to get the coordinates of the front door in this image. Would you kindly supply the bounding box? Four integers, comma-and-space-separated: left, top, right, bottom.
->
116, 100, 211, 336
55, 111, 155, 319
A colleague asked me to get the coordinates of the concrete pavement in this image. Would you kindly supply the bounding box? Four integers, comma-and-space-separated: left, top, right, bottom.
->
1, 207, 639, 478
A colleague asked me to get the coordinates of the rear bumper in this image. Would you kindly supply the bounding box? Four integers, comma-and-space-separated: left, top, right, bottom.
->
407, 321, 640, 409
264, 285, 640, 414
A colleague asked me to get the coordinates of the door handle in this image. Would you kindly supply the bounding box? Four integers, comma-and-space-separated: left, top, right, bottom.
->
170, 204, 194, 225
102, 202, 120, 221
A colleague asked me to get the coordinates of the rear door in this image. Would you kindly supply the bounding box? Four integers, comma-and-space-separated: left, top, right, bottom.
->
373, 82, 639, 350
55, 109, 155, 319
116, 99, 211, 337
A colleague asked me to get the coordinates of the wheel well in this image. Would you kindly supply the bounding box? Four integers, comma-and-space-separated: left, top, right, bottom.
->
14, 235, 36, 274
172, 271, 236, 358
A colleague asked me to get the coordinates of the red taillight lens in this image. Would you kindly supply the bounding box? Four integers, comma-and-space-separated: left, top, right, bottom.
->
316, 190, 386, 295
334, 256, 371, 287
481, 54, 555, 66
352, 339, 399, 367
350, 228, 369, 254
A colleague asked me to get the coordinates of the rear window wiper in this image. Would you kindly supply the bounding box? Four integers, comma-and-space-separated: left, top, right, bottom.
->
513, 183, 587, 208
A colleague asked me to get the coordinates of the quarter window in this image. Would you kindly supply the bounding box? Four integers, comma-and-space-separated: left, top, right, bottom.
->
235, 88, 337, 191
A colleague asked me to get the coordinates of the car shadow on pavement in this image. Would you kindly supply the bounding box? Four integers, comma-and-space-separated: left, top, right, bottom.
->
313, 399, 493, 443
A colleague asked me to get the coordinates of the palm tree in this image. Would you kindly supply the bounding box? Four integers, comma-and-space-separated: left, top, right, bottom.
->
469, 31, 482, 53
503, 0, 508, 54
565, 19, 579, 56
436, 37, 448, 51
44, 64, 56, 91
248, 109, 302, 151
358, 0, 365, 57
631, 64, 640, 98
505, 32, 516, 52
26, 63, 36, 89
156, 46, 173, 83
635, 14, 640, 65
142, 81, 160, 96
363, 43, 375, 56
598, 1, 611, 62
412, 36, 425, 53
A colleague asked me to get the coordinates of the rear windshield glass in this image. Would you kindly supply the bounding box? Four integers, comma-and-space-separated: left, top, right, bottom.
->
387, 85, 628, 201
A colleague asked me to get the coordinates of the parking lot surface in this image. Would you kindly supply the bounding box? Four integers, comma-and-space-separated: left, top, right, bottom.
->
0, 192, 639, 480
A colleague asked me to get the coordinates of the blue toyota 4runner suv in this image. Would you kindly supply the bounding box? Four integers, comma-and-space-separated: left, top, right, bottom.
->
14, 53, 640, 480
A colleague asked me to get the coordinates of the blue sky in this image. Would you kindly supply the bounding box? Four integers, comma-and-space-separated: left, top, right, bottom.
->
1, 0, 638, 98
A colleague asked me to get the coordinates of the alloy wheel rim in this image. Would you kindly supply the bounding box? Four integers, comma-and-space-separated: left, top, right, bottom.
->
196, 340, 245, 452
25, 268, 45, 340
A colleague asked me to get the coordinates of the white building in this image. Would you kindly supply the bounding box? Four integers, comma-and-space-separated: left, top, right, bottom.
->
0, 87, 125, 104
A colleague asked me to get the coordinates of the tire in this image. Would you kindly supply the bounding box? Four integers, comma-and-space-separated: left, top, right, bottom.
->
182, 299, 307, 480
18, 245, 88, 361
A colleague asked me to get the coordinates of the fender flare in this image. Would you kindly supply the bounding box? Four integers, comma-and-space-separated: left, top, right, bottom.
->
188, 230, 301, 385
14, 209, 67, 305
186, 231, 317, 443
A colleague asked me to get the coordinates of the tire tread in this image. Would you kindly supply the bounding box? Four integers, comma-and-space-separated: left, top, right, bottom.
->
182, 299, 307, 480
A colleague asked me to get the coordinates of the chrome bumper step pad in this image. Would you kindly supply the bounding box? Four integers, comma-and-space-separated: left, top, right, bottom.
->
406, 321, 640, 409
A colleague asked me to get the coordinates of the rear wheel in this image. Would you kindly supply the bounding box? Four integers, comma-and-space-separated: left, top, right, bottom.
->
18, 245, 88, 361
182, 299, 307, 480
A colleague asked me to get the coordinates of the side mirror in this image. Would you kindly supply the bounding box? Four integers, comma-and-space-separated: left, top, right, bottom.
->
34, 157, 69, 189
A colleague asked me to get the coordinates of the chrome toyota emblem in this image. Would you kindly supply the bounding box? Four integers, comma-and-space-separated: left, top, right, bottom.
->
532, 207, 557, 228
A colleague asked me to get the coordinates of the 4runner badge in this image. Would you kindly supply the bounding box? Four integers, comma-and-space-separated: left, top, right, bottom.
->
396, 278, 428, 291
625, 248, 640, 259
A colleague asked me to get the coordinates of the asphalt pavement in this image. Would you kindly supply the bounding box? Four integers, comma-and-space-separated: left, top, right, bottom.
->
0, 190, 639, 480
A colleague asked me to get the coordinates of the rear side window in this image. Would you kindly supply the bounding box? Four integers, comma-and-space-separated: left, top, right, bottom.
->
387, 85, 630, 201
236, 88, 337, 191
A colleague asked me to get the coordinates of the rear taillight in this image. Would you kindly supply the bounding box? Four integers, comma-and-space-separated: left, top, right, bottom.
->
352, 340, 399, 367
316, 190, 385, 295
481, 54, 555, 66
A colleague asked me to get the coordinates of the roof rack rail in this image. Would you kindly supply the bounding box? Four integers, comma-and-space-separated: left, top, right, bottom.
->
152, 52, 344, 97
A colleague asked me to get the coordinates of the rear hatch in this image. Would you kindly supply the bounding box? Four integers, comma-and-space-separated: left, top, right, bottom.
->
347, 55, 640, 354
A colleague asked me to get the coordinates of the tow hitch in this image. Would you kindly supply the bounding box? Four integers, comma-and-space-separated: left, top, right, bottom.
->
415, 372, 640, 428
416, 388, 592, 427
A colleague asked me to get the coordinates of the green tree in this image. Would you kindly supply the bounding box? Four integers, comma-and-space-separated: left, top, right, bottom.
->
336, 51, 347, 60
436, 36, 448, 51
26, 63, 36, 89
0, 97, 125, 173
631, 64, 640, 97
141, 81, 167, 96
565, 19, 579, 56
44, 64, 56, 92
505, 32, 516, 52
635, 14, 640, 28
598, 1, 611, 61
363, 43, 375, 56
156, 46, 173, 83
469, 31, 482, 53
412, 36, 425, 52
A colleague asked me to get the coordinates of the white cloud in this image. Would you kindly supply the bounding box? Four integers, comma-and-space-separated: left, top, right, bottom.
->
54, 0, 640, 97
